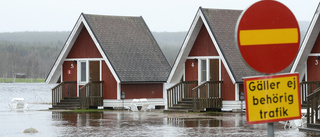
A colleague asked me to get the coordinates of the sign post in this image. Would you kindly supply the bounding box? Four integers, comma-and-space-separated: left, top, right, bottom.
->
235, 1, 301, 136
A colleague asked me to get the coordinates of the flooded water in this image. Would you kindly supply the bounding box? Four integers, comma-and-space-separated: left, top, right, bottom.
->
1, 83, 320, 136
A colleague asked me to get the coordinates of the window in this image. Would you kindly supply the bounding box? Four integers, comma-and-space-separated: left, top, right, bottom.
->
80, 62, 86, 82
201, 60, 207, 82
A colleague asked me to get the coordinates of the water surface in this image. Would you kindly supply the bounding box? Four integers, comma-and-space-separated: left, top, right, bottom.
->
0, 83, 319, 136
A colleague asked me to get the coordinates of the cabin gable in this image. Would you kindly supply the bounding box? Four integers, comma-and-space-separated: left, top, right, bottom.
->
67, 27, 103, 58
189, 25, 219, 56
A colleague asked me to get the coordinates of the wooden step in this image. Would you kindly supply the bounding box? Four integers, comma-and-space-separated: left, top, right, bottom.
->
164, 109, 192, 113
181, 98, 193, 102
299, 123, 320, 133
169, 106, 193, 109
177, 101, 192, 104
165, 99, 194, 113
307, 123, 320, 129
50, 97, 80, 110
299, 127, 320, 133
173, 103, 192, 107
49, 107, 80, 110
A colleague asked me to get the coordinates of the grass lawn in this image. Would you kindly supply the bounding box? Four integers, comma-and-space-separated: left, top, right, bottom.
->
0, 78, 45, 83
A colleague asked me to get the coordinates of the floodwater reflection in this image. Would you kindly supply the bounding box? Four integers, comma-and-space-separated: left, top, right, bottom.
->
167, 118, 222, 127
49, 111, 320, 136
52, 111, 172, 136
2, 84, 320, 136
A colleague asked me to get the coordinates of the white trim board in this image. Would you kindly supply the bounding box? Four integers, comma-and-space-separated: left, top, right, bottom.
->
103, 98, 165, 108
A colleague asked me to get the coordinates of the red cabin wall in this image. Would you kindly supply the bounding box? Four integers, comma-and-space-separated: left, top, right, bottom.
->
102, 61, 118, 99
121, 83, 163, 99
221, 63, 235, 100
311, 33, 320, 53
67, 27, 102, 59
307, 56, 320, 81
185, 59, 198, 81
189, 25, 219, 56
62, 61, 77, 81
308, 33, 320, 81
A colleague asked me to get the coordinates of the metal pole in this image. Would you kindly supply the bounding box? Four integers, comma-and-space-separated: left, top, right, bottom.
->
265, 73, 274, 137
267, 122, 274, 137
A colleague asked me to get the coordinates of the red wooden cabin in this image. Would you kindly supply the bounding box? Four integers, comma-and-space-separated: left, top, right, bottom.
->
290, 4, 320, 129
166, 7, 295, 111
46, 13, 171, 109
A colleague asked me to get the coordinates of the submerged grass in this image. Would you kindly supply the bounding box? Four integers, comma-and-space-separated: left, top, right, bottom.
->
0, 78, 45, 83
62, 109, 112, 113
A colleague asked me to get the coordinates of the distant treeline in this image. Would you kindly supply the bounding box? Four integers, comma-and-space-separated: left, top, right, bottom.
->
0, 31, 69, 43
0, 31, 185, 79
152, 31, 186, 65
0, 40, 63, 79
0, 20, 310, 80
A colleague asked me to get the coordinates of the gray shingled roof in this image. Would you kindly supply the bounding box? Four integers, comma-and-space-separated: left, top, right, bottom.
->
201, 8, 292, 82
83, 14, 171, 82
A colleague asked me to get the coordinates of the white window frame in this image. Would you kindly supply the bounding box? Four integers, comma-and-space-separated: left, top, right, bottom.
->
200, 59, 207, 82
79, 60, 89, 85
191, 56, 220, 84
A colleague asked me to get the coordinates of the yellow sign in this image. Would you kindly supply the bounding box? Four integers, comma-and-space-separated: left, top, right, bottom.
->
244, 73, 301, 125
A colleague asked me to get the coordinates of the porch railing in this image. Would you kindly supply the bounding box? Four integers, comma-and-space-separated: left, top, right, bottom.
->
52, 81, 77, 106
167, 81, 198, 108
79, 81, 104, 109
306, 87, 320, 126
301, 81, 320, 107
192, 81, 223, 112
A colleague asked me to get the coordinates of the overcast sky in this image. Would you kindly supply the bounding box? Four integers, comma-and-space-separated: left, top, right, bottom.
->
0, 0, 319, 32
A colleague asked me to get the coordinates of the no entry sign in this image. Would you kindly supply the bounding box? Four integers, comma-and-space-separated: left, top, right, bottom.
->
236, 0, 300, 74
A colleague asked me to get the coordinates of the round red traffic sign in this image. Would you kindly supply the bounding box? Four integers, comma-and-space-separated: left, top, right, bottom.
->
236, 0, 300, 74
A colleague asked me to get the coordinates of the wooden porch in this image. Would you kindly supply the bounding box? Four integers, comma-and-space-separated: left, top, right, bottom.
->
51, 81, 104, 110
299, 81, 320, 132
166, 80, 320, 113
166, 81, 223, 112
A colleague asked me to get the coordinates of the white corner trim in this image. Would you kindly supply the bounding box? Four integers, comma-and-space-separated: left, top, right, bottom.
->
100, 60, 102, 81
235, 84, 239, 101
103, 98, 165, 108
60, 66, 63, 82
117, 83, 121, 100
219, 58, 221, 80
305, 61, 308, 81
309, 53, 320, 56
